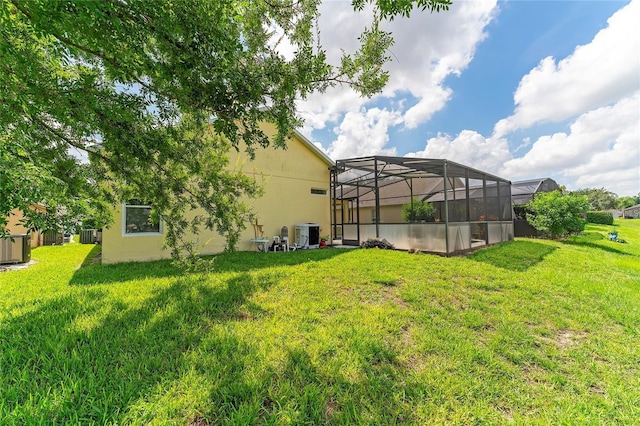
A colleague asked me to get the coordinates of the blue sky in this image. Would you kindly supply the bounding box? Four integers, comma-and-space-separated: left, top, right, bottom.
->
416, 1, 624, 138
296, 0, 639, 196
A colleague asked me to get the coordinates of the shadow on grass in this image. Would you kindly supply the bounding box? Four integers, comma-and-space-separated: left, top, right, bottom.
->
561, 232, 635, 257
77, 244, 103, 268
1, 266, 415, 424
70, 247, 350, 286
468, 240, 556, 272
0, 272, 274, 424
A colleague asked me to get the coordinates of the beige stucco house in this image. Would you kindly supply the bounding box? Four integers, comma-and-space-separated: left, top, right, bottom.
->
1, 205, 47, 264
3, 206, 46, 248
101, 124, 334, 264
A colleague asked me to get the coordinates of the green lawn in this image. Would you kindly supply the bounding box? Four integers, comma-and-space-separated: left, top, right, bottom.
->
1, 221, 639, 425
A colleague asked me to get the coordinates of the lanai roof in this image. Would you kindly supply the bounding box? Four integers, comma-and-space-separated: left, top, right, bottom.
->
332, 156, 510, 203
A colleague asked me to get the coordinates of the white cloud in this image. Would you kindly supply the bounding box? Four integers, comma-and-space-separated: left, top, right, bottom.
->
296, 1, 640, 196
494, 0, 640, 137
298, 0, 499, 150
513, 137, 531, 153
500, 93, 640, 195
383, 0, 498, 128
326, 108, 403, 159
405, 130, 511, 175
402, 87, 452, 129
401, 91, 640, 196
297, 87, 364, 131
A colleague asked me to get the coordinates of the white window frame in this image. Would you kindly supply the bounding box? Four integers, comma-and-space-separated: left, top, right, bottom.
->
122, 202, 163, 236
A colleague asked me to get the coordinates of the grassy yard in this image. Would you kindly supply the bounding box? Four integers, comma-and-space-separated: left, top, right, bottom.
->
1, 221, 639, 425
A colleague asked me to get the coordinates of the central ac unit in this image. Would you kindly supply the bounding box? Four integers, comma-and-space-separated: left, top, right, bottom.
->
295, 223, 320, 249
0, 238, 13, 264
0, 234, 31, 264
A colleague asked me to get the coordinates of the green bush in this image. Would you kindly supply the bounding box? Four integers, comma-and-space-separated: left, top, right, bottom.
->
513, 205, 531, 220
526, 191, 590, 239
586, 211, 614, 225
402, 199, 435, 222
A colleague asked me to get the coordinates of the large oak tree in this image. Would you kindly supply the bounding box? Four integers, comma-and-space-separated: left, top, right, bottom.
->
1, 0, 450, 260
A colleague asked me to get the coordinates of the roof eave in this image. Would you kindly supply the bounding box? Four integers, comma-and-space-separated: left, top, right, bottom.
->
292, 129, 335, 167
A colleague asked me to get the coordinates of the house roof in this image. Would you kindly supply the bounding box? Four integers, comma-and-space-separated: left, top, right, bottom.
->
342, 177, 449, 208
623, 204, 640, 212
511, 177, 559, 205
292, 130, 334, 167
87, 128, 335, 167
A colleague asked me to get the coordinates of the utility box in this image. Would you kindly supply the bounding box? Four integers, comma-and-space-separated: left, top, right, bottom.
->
79, 229, 97, 244
295, 223, 320, 249
0, 234, 31, 264
43, 231, 63, 246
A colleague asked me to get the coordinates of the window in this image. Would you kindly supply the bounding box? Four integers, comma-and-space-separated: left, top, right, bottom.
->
311, 188, 328, 195
123, 200, 161, 235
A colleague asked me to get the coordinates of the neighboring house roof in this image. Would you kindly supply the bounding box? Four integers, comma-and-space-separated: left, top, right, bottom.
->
623, 204, 640, 219
623, 204, 640, 212
343, 177, 448, 208
511, 177, 559, 205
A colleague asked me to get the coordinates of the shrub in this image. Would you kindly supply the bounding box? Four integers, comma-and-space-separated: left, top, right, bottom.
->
513, 205, 530, 220
586, 211, 614, 225
526, 191, 590, 239
402, 199, 435, 222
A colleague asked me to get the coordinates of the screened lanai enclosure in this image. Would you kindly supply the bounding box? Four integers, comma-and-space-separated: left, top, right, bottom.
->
330, 156, 514, 254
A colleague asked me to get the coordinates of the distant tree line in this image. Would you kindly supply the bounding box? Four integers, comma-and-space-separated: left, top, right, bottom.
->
570, 188, 640, 210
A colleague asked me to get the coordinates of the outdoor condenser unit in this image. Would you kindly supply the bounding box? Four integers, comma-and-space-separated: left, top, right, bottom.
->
295, 223, 320, 249
0, 234, 31, 264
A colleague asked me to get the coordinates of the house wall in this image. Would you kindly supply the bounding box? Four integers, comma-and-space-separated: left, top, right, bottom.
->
623, 205, 640, 219
4, 207, 44, 248
350, 205, 404, 224
382, 206, 404, 223
5, 208, 28, 234
101, 126, 332, 264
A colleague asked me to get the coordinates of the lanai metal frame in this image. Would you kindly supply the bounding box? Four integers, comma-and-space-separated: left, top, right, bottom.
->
329, 156, 514, 254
